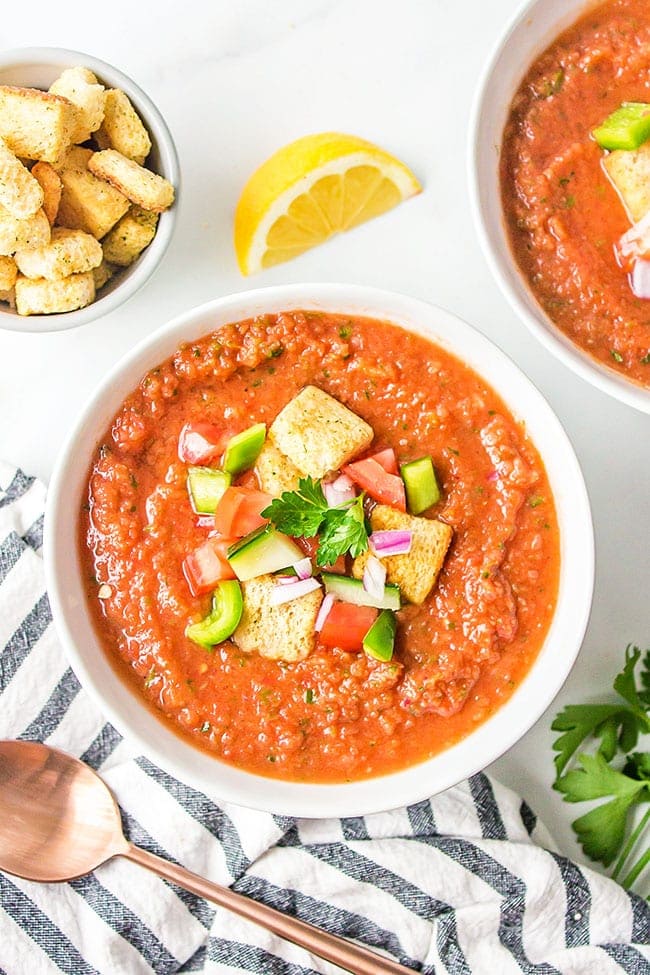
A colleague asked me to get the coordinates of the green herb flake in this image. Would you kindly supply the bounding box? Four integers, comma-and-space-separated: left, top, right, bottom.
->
338, 324, 352, 339
304, 688, 314, 704
611, 349, 624, 363
529, 496, 545, 508
640, 353, 650, 365
200, 721, 211, 733
144, 666, 158, 689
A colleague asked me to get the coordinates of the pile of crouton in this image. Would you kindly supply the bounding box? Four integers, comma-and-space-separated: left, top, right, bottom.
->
0, 66, 175, 316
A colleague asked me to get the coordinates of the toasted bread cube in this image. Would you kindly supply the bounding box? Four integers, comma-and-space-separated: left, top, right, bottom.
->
101, 205, 158, 266
604, 143, 650, 223
15, 270, 95, 315
56, 147, 130, 239
88, 150, 174, 212
0, 138, 44, 219
95, 89, 151, 165
49, 67, 106, 144
0, 206, 50, 256
93, 258, 116, 290
31, 162, 62, 225
15, 227, 102, 280
0, 286, 15, 308
0, 255, 17, 290
254, 440, 302, 496
270, 386, 373, 480
233, 573, 323, 662
353, 505, 453, 605
0, 86, 77, 163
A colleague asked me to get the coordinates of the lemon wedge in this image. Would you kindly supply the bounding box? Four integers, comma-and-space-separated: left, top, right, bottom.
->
234, 132, 421, 275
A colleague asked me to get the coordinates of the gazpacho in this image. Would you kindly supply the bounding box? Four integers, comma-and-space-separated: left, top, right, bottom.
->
501, 0, 650, 387
82, 311, 560, 782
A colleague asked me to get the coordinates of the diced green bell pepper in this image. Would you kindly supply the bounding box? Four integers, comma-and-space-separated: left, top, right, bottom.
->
363, 609, 397, 662
185, 580, 243, 648
222, 423, 266, 476
187, 467, 231, 514
592, 103, 650, 151
400, 456, 440, 514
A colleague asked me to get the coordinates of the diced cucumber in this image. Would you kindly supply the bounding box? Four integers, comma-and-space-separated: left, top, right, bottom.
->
186, 580, 243, 648
363, 609, 396, 661
400, 456, 440, 514
222, 423, 266, 476
593, 102, 650, 151
321, 572, 401, 610
227, 525, 304, 581
187, 467, 231, 514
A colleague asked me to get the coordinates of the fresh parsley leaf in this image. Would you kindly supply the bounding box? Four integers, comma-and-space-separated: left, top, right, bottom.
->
261, 477, 328, 538
639, 649, 650, 708
555, 753, 649, 866
317, 495, 368, 566
623, 751, 650, 782
551, 704, 640, 776
262, 476, 369, 565
552, 646, 650, 776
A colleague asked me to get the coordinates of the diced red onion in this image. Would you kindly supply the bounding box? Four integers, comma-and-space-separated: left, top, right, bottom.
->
363, 555, 386, 600
270, 577, 321, 606
631, 259, 650, 300
618, 211, 650, 267
322, 474, 357, 507
292, 557, 313, 580
369, 530, 413, 557
314, 593, 335, 632
486, 470, 498, 483
198, 516, 215, 528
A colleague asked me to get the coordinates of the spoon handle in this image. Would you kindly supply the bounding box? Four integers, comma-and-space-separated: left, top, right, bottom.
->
123, 842, 412, 974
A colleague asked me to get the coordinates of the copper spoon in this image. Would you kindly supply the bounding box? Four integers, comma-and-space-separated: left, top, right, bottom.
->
0, 740, 414, 975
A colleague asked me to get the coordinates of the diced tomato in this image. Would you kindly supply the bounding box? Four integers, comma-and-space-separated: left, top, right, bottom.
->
178, 423, 229, 465
343, 457, 406, 511
214, 487, 273, 537
318, 602, 378, 651
183, 536, 237, 596
296, 535, 346, 573
368, 447, 399, 475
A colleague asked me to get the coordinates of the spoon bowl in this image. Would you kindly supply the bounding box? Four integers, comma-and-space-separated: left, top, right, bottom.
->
0, 739, 412, 975
0, 739, 126, 882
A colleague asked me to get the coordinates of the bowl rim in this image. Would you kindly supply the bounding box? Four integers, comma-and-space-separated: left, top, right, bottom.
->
0, 45, 180, 334
467, 0, 650, 415
43, 282, 594, 816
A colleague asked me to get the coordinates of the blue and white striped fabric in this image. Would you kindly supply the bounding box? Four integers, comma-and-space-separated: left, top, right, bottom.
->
1, 461, 648, 975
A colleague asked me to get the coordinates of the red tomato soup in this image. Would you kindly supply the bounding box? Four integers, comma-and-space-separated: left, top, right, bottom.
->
81, 312, 560, 782
501, 0, 650, 387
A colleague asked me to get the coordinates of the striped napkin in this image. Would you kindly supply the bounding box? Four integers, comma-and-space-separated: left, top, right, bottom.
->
1, 461, 648, 975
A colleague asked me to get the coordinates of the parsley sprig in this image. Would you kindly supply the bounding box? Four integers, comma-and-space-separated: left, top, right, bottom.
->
552, 646, 650, 893
261, 476, 369, 566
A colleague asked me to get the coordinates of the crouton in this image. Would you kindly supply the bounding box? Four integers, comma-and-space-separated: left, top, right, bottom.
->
88, 149, 174, 212
95, 88, 151, 165
49, 67, 106, 144
352, 505, 453, 605
255, 440, 302, 495
0, 255, 17, 290
101, 205, 158, 265
0, 206, 50, 256
604, 143, 650, 222
270, 386, 373, 480
15, 227, 102, 280
15, 270, 95, 316
31, 162, 62, 225
0, 287, 15, 308
56, 147, 130, 238
233, 573, 323, 662
92, 258, 116, 290
0, 138, 44, 219
0, 86, 77, 163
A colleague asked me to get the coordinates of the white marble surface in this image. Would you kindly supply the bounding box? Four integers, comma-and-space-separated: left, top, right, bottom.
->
1, 0, 649, 873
